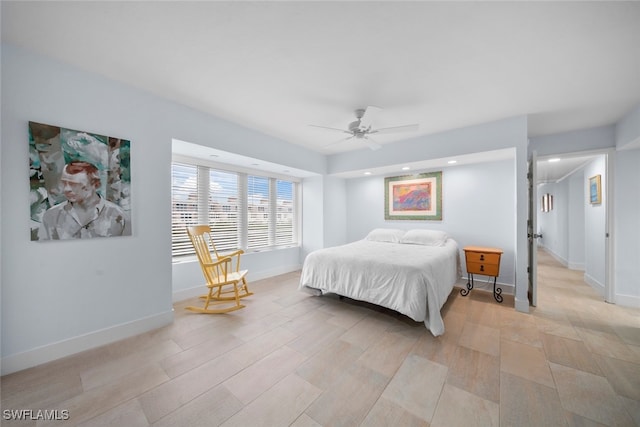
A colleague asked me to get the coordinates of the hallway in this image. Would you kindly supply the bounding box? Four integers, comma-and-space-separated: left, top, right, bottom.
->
528, 248, 640, 425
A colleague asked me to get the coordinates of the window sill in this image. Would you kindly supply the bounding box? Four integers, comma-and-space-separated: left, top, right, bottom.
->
172, 244, 300, 264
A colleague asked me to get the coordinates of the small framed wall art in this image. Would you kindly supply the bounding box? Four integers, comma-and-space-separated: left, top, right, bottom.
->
589, 174, 601, 205
541, 193, 553, 212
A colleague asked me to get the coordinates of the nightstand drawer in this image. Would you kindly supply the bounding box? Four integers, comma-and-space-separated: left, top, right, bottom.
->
466, 262, 500, 277
465, 252, 500, 265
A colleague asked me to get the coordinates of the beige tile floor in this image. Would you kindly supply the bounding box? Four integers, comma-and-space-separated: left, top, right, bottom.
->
2, 249, 639, 426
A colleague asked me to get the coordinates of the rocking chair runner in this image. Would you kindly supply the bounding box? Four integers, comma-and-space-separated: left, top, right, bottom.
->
185, 225, 253, 313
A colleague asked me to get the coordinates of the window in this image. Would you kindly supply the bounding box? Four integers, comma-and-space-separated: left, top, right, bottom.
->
276, 180, 294, 246
208, 169, 239, 251
247, 175, 270, 250
171, 163, 199, 257
171, 159, 299, 258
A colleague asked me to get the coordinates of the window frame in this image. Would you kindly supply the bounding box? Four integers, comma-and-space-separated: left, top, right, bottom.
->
171, 154, 301, 260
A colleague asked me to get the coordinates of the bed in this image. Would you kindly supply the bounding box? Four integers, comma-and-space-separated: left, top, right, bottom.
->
298, 228, 461, 336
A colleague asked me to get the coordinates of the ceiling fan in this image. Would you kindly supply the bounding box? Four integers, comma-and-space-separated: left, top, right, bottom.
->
309, 106, 419, 151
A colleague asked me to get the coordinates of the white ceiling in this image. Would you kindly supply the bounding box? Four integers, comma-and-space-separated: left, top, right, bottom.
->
536, 153, 601, 184
3, 1, 639, 178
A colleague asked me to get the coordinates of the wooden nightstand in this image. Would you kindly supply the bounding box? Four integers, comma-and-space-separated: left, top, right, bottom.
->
460, 246, 504, 303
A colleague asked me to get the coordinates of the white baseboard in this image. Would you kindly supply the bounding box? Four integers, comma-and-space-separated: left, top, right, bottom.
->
584, 273, 605, 296
461, 278, 515, 296
172, 285, 207, 302
172, 264, 302, 303
542, 247, 568, 267
567, 261, 585, 271
515, 296, 530, 313
541, 247, 585, 272
615, 293, 640, 308
455, 276, 524, 310
247, 264, 301, 282
1, 310, 174, 376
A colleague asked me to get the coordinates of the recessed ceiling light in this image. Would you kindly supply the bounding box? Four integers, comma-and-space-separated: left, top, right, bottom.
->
251, 163, 260, 166
283, 169, 290, 173
548, 158, 561, 163
448, 160, 457, 164
364, 171, 371, 175
209, 154, 219, 158
402, 166, 410, 171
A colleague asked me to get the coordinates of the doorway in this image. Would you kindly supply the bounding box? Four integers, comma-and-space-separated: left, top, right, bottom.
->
533, 149, 614, 304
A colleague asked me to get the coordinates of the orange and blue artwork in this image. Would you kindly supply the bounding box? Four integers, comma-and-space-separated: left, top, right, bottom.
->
384, 171, 442, 220
392, 182, 431, 211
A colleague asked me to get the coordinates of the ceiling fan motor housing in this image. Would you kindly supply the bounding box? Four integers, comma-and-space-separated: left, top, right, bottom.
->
350, 108, 370, 135
348, 120, 368, 137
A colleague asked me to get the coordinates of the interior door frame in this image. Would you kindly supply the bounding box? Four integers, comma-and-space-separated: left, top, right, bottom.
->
605, 148, 615, 303
528, 150, 538, 307
534, 148, 615, 303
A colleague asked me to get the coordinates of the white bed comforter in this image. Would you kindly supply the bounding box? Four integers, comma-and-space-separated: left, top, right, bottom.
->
298, 239, 460, 336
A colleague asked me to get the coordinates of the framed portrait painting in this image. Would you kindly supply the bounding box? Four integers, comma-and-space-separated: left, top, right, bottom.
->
385, 171, 442, 220
29, 121, 132, 241
589, 174, 601, 205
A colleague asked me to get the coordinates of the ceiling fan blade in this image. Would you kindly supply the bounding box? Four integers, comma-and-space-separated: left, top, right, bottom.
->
308, 124, 351, 134
363, 136, 382, 151
323, 135, 355, 148
358, 106, 382, 130
370, 124, 419, 134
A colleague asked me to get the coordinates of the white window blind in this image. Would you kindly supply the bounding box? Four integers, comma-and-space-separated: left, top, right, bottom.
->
247, 175, 271, 250
276, 179, 295, 245
208, 170, 240, 252
171, 163, 199, 256
171, 159, 299, 258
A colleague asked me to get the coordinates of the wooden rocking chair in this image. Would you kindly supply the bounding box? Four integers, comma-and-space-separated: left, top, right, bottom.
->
185, 225, 253, 314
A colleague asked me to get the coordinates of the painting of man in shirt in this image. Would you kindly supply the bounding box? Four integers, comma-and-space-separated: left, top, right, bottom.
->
29, 121, 132, 241
39, 161, 129, 240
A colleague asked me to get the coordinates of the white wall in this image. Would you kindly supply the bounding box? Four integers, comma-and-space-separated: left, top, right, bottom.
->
0, 17, 4, 373
329, 117, 526, 175
537, 169, 588, 270
0, 44, 325, 373
567, 172, 585, 270
538, 181, 568, 262
345, 159, 517, 288
583, 157, 607, 292
301, 175, 324, 259
298, 175, 347, 261
614, 148, 640, 306
1, 45, 171, 373
615, 104, 640, 149
323, 176, 347, 248
613, 105, 640, 307
531, 126, 615, 157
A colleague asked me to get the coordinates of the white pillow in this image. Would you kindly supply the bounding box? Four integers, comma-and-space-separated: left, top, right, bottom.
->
365, 228, 406, 243
400, 229, 449, 246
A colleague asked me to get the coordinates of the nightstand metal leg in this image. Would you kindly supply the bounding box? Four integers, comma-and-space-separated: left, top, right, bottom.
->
493, 277, 503, 303
460, 273, 474, 296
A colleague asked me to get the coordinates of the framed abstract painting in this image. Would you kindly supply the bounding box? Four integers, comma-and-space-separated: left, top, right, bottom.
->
385, 171, 442, 220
